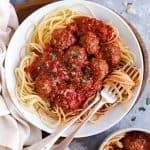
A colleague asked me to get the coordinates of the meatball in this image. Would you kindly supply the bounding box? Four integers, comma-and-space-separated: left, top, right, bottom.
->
80, 32, 100, 55
35, 74, 54, 98
34, 61, 69, 99
51, 28, 76, 50
25, 51, 51, 80
75, 16, 97, 35
56, 84, 84, 111
64, 45, 87, 67
67, 22, 78, 33
122, 132, 150, 150
102, 42, 121, 66
81, 78, 102, 98
96, 21, 115, 43
91, 58, 109, 80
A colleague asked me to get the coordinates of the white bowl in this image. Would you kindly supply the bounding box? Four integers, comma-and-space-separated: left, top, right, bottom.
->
99, 128, 150, 150
5, 0, 144, 137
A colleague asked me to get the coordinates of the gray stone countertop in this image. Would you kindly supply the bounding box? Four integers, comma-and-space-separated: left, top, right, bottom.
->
11, 0, 150, 150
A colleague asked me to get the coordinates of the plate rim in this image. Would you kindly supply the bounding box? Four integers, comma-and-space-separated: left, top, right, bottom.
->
5, 0, 144, 137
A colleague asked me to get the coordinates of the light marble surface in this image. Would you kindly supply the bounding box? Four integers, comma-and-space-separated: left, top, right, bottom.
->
12, 0, 150, 149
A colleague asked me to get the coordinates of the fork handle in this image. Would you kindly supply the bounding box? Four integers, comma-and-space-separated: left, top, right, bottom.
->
51, 98, 106, 150
42, 93, 101, 150
24, 93, 100, 150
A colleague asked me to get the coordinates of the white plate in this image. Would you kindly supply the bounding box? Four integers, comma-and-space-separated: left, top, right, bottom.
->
99, 128, 150, 150
5, 0, 144, 137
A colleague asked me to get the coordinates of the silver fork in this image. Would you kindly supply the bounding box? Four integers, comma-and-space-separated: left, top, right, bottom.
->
26, 64, 139, 150
25, 86, 118, 150
50, 86, 118, 150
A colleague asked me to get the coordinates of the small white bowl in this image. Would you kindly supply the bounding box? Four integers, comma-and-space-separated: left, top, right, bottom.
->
99, 128, 150, 150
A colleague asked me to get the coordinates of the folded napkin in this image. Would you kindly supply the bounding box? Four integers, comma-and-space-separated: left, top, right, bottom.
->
0, 0, 42, 150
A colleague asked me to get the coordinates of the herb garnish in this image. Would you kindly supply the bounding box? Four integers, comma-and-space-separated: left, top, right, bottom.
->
146, 97, 150, 105
83, 67, 92, 78
127, 2, 133, 6
131, 116, 136, 121
51, 53, 56, 60
40, 63, 46, 68
47, 72, 53, 78
138, 107, 146, 112
71, 50, 78, 57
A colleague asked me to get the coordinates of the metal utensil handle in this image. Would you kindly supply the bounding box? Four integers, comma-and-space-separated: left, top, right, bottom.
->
51, 98, 106, 150
25, 93, 100, 150
42, 93, 101, 150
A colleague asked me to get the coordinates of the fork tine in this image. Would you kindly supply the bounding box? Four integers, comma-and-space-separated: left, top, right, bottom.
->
122, 63, 140, 83
120, 88, 125, 95
132, 73, 140, 81
132, 70, 140, 80
130, 68, 138, 77
114, 83, 125, 96
116, 83, 123, 92
123, 64, 130, 72
128, 68, 135, 76
109, 87, 114, 92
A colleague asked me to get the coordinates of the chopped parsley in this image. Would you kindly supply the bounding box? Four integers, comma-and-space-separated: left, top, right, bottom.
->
39, 63, 46, 68
131, 116, 136, 121
71, 50, 78, 57
50, 53, 56, 60
146, 97, 150, 105
83, 67, 92, 78
66, 63, 72, 69
47, 72, 53, 78
138, 107, 146, 112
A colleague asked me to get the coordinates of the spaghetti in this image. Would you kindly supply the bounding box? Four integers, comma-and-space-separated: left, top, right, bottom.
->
16, 7, 141, 127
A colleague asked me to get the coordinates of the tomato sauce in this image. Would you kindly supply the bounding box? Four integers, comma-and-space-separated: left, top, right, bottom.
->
26, 16, 121, 112
122, 132, 150, 150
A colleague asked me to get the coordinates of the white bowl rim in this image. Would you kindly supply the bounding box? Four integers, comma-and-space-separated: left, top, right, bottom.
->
99, 128, 150, 150
5, 0, 144, 137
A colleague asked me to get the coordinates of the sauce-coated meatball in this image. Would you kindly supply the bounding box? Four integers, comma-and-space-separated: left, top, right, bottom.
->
102, 42, 121, 66
75, 16, 97, 35
64, 45, 87, 67
96, 22, 115, 43
91, 58, 109, 80
67, 22, 78, 33
35, 74, 54, 98
56, 84, 84, 111
80, 32, 100, 55
51, 28, 76, 49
